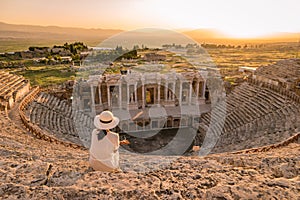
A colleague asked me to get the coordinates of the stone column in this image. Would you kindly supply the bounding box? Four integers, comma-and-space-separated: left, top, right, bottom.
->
179, 81, 182, 105
142, 82, 145, 108
165, 81, 168, 101
189, 81, 192, 105
118, 84, 122, 108
107, 85, 111, 107
172, 82, 175, 100
157, 81, 161, 104
134, 83, 137, 103
196, 81, 200, 100
90, 85, 95, 114
127, 84, 130, 104
98, 85, 102, 104
202, 80, 206, 98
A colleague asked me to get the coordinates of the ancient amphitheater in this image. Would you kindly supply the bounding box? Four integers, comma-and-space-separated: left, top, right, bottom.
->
0, 59, 299, 199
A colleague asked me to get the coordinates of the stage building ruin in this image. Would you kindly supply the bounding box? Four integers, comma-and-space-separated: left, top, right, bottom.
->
74, 71, 210, 133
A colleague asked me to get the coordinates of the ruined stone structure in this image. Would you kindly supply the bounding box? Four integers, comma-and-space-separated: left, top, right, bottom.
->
196, 59, 300, 153
22, 59, 300, 154
254, 59, 300, 92
73, 71, 210, 133
143, 53, 167, 62
0, 70, 30, 111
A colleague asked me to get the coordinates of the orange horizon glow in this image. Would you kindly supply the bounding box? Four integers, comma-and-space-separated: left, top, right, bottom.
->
1, 0, 300, 39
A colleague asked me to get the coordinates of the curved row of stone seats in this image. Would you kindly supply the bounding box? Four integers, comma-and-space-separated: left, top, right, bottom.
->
30, 98, 76, 141
0, 77, 23, 95
196, 80, 300, 153
0, 72, 15, 83
255, 59, 300, 83
29, 92, 93, 146
235, 99, 298, 150
18, 87, 86, 150
72, 110, 94, 148
36, 93, 72, 118
0, 70, 30, 110
0, 74, 24, 93
30, 102, 68, 134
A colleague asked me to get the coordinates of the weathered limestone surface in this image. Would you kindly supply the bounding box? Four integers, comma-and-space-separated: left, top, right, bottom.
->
0, 111, 299, 199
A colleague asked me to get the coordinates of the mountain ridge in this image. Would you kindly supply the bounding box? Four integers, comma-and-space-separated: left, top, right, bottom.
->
0, 21, 299, 52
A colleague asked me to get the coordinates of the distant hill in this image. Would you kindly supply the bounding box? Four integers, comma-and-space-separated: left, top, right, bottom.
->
0, 22, 299, 52
0, 22, 122, 52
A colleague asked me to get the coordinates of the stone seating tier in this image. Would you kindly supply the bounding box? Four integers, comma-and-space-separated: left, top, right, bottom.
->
0, 71, 30, 110
197, 81, 300, 153
29, 93, 94, 146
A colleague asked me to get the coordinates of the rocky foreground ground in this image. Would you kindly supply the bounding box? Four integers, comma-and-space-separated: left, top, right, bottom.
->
0, 111, 299, 199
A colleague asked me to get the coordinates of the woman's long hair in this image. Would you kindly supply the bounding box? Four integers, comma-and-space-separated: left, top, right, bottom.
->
97, 129, 108, 140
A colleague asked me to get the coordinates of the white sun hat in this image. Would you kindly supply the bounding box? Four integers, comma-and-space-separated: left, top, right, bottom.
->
94, 111, 120, 130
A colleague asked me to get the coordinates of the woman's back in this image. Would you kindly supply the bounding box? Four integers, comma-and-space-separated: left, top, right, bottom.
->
89, 111, 120, 171
89, 129, 120, 170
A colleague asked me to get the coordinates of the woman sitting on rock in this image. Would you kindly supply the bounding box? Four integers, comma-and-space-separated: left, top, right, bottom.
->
89, 110, 129, 172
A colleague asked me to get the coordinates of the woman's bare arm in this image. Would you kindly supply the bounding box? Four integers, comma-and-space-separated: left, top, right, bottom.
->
120, 139, 130, 145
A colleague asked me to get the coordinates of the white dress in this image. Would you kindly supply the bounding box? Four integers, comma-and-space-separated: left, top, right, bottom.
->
89, 129, 119, 171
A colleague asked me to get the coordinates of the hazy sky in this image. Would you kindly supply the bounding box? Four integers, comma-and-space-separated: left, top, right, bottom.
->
1, 0, 299, 37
